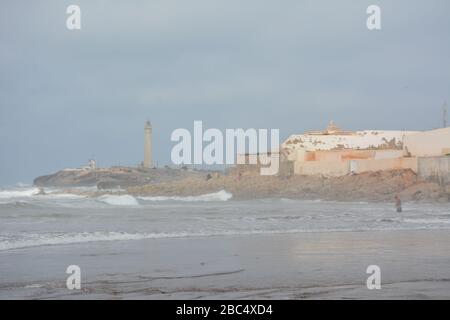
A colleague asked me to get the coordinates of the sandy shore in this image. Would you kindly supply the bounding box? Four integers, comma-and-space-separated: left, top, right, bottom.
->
2, 229, 450, 299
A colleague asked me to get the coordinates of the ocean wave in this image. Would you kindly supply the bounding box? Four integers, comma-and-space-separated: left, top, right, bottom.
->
0, 187, 85, 200
0, 189, 232, 206
2, 229, 331, 251
403, 218, 450, 224
3, 224, 449, 251
0, 232, 145, 251
24, 284, 44, 289
138, 190, 232, 202
378, 218, 403, 223
0, 188, 40, 199
97, 194, 139, 206
0, 230, 307, 251
0, 231, 214, 251
43, 193, 87, 200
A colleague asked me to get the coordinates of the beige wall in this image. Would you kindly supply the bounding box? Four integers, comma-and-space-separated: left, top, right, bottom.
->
417, 156, 450, 185
294, 149, 307, 162
294, 157, 418, 176
313, 150, 375, 162
404, 127, 450, 157
351, 157, 418, 174
294, 161, 349, 176
292, 149, 404, 163
292, 148, 407, 176
374, 150, 405, 159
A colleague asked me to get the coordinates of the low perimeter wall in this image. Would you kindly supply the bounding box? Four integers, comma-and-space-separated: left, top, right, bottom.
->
417, 156, 450, 185
351, 158, 418, 174
294, 157, 418, 177
294, 161, 349, 176
404, 127, 450, 157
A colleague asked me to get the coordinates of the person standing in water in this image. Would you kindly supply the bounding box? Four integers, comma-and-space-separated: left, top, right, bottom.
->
394, 195, 402, 213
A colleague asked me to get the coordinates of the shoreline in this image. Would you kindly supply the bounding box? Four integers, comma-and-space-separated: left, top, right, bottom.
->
2, 229, 450, 299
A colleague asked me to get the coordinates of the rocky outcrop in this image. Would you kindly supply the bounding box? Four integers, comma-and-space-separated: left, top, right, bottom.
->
33, 167, 207, 189
34, 167, 449, 203
128, 169, 450, 203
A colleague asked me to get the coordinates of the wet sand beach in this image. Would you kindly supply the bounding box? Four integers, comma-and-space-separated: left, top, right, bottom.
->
2, 230, 450, 299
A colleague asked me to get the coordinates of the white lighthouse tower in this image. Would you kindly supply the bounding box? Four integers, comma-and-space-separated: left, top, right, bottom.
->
144, 121, 153, 168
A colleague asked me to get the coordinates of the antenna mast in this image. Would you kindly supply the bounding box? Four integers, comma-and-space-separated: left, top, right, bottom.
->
443, 101, 448, 128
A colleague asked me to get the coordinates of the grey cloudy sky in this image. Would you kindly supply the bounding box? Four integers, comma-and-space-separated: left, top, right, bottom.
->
1, 0, 449, 185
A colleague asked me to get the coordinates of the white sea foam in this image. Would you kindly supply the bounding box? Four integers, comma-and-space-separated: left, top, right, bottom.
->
0, 231, 199, 251
0, 230, 327, 251
0, 232, 148, 251
24, 284, 44, 289
97, 194, 139, 206
403, 218, 450, 224
139, 190, 232, 202
0, 187, 87, 203
43, 193, 87, 200
2, 225, 445, 251
0, 188, 40, 199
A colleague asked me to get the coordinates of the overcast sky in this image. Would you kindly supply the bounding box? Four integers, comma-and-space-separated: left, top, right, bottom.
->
1, 0, 449, 185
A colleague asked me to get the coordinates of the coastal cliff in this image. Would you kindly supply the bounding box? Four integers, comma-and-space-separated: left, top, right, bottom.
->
33, 167, 206, 189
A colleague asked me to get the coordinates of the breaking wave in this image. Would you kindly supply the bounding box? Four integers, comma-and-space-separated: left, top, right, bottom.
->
0, 229, 362, 251
138, 190, 232, 202
42, 193, 87, 200
403, 218, 450, 224
97, 195, 139, 206
2, 224, 448, 251
0, 187, 85, 201
0, 231, 222, 251
0, 232, 146, 251
0, 188, 40, 199
0, 188, 232, 207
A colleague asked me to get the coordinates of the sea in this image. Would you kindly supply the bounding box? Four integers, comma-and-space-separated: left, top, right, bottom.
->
1, 185, 449, 252
1, 185, 450, 299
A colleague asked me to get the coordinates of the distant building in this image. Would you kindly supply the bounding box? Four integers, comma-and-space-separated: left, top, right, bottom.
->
283, 121, 418, 154
236, 122, 450, 179
403, 127, 450, 157
281, 122, 421, 176
305, 120, 354, 136
403, 128, 450, 185
64, 159, 97, 172
89, 159, 96, 170
143, 121, 153, 168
